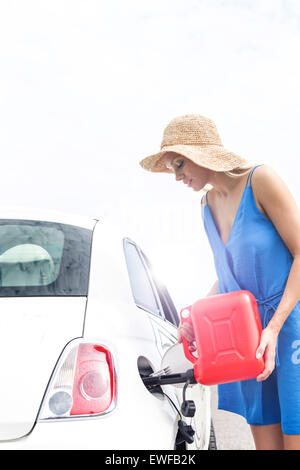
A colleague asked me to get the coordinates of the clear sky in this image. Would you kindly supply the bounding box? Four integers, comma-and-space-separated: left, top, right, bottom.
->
1, 0, 300, 309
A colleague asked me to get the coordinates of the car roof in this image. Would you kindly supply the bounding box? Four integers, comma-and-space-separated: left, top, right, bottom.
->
0, 206, 98, 230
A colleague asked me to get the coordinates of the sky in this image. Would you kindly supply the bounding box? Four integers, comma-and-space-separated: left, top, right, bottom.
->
1, 0, 300, 309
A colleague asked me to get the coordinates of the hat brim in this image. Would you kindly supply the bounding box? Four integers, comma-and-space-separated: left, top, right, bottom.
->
139, 145, 248, 173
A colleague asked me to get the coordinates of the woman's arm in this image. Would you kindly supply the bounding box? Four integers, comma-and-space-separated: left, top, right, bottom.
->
252, 165, 300, 381
268, 256, 300, 333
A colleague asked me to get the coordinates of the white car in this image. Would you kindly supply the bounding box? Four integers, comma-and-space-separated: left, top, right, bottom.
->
0, 208, 216, 450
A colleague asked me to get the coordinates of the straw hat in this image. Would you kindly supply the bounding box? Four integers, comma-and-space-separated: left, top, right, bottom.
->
139, 114, 248, 173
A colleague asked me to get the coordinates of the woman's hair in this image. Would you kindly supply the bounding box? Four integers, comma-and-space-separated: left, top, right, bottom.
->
202, 162, 254, 193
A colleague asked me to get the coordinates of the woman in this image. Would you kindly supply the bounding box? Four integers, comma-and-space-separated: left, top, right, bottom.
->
139, 114, 300, 450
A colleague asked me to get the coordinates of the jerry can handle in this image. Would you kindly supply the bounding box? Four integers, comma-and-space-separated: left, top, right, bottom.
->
180, 307, 198, 364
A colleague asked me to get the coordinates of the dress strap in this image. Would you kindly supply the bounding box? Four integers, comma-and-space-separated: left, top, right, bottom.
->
246, 164, 264, 187
203, 165, 264, 203
200, 193, 208, 205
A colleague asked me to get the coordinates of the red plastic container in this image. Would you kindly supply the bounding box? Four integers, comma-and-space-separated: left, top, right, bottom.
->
180, 290, 264, 385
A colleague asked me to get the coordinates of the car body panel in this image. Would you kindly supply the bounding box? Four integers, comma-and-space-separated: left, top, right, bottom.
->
83, 220, 211, 450
0, 297, 86, 440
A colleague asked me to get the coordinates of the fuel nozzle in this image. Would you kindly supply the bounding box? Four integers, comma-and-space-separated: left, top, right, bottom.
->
141, 368, 196, 387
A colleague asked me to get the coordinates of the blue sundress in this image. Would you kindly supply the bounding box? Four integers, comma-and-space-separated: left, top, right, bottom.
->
201, 164, 300, 434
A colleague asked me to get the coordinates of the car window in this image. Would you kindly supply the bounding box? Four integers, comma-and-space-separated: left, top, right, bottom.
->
0, 219, 92, 296
141, 250, 179, 327
123, 239, 163, 318
123, 238, 179, 326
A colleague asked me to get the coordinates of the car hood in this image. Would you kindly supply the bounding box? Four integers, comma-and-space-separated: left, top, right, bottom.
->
0, 297, 86, 441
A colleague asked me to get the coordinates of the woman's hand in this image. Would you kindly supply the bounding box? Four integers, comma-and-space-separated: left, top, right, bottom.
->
177, 322, 196, 352
256, 326, 279, 382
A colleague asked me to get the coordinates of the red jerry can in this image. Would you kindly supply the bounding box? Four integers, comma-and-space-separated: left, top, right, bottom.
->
180, 290, 265, 385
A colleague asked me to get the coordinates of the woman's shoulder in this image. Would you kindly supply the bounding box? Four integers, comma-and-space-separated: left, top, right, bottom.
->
250, 163, 270, 180
249, 164, 276, 192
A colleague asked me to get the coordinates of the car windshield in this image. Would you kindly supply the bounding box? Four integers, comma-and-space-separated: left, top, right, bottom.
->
0, 219, 92, 296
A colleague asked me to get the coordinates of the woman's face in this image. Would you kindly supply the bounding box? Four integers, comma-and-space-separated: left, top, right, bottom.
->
159, 152, 210, 191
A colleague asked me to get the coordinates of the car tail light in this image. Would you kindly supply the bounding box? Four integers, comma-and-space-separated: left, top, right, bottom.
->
38, 340, 117, 420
